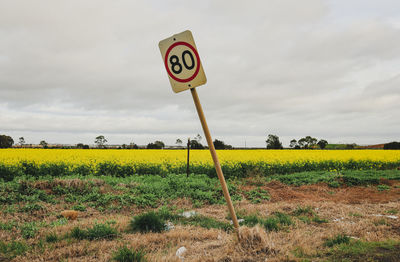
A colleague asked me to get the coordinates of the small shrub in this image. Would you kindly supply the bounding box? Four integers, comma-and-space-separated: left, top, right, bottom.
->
130, 211, 165, 233
112, 246, 147, 262
324, 234, 350, 247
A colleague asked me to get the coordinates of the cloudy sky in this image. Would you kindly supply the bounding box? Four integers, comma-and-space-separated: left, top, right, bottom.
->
1, 0, 399, 147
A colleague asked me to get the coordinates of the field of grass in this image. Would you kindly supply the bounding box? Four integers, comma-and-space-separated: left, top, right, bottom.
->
1, 164, 400, 261
1, 149, 400, 180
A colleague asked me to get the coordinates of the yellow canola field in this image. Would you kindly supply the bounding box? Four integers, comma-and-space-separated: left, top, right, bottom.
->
1, 149, 400, 166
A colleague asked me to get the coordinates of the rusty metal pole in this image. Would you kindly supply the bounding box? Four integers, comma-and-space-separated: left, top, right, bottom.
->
190, 88, 239, 236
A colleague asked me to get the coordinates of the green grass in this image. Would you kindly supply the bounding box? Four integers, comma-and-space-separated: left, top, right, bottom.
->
326, 240, 400, 261
112, 246, 147, 262
267, 169, 400, 187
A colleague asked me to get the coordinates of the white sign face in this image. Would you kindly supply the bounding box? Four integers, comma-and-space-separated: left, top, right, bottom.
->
159, 30, 207, 93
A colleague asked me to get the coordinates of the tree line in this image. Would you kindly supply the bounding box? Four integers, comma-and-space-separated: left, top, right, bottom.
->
1, 133, 400, 150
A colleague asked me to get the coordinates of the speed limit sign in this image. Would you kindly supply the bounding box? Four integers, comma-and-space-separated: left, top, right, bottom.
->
159, 30, 207, 93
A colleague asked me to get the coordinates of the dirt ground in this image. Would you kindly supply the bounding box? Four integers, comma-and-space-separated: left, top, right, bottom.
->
2, 181, 400, 261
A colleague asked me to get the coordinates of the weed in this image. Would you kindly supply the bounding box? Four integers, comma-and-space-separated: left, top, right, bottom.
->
130, 211, 166, 233
386, 209, 398, 215
72, 203, 86, 211
349, 212, 363, 217
50, 218, 68, 227
312, 216, 328, 224
324, 234, 350, 247
71, 223, 118, 240
274, 212, 293, 226
373, 218, 387, 226
0, 220, 16, 231
377, 184, 391, 191
292, 206, 315, 216
181, 214, 233, 231
112, 246, 147, 262
71, 227, 87, 240
20, 222, 38, 239
246, 187, 270, 203
20, 203, 44, 213
328, 181, 340, 188
0, 241, 28, 260
86, 223, 119, 240
298, 216, 311, 224
45, 232, 59, 243
262, 217, 279, 232
243, 214, 260, 227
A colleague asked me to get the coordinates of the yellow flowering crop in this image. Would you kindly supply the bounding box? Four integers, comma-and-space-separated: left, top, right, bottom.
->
0, 149, 399, 178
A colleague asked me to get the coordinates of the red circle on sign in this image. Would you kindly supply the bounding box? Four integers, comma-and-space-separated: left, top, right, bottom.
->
164, 41, 201, 83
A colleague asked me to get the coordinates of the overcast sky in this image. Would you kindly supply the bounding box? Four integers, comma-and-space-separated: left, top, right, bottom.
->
1, 0, 399, 147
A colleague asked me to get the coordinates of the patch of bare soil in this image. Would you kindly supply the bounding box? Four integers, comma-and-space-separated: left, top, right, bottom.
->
264, 180, 400, 204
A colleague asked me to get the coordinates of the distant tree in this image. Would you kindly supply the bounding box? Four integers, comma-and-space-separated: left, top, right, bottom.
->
190, 139, 204, 149
266, 134, 283, 149
39, 140, 48, 149
0, 135, 14, 148
213, 139, 232, 149
19, 137, 25, 146
76, 143, 84, 149
345, 143, 356, 149
129, 142, 139, 149
317, 139, 328, 149
95, 135, 107, 148
384, 142, 400, 150
289, 139, 298, 149
298, 138, 307, 149
155, 141, 165, 149
83, 144, 89, 149
298, 136, 317, 149
147, 141, 165, 149
175, 139, 183, 146
195, 134, 202, 142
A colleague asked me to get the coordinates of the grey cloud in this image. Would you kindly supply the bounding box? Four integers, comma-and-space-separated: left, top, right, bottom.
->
1, 0, 400, 146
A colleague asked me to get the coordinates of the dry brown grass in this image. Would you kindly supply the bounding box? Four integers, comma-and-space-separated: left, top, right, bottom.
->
3, 182, 400, 261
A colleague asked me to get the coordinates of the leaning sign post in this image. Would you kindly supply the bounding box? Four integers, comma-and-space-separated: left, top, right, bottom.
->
159, 30, 240, 235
